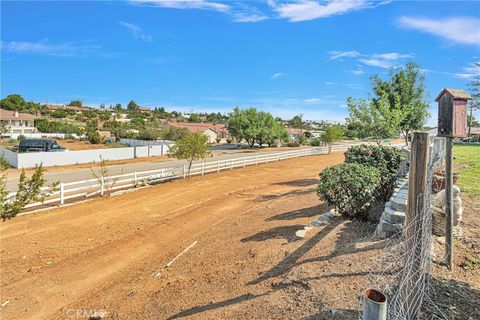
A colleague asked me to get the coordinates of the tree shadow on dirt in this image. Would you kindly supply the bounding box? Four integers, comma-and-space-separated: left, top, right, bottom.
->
422, 277, 480, 320
248, 219, 386, 285
300, 308, 358, 320
267, 203, 329, 221
248, 219, 342, 285
240, 225, 306, 243
275, 179, 319, 187
257, 189, 314, 202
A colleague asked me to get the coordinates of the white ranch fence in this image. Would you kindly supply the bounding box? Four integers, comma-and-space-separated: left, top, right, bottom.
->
7, 144, 353, 212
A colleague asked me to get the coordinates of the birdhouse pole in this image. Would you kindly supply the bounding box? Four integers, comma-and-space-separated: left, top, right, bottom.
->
435, 88, 471, 270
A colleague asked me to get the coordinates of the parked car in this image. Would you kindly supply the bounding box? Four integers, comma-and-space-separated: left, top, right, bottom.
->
18, 139, 66, 153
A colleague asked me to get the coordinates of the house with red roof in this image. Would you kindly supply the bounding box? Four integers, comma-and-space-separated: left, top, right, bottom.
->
0, 109, 38, 135
166, 121, 228, 143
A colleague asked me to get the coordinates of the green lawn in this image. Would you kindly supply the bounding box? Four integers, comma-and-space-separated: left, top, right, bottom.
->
454, 144, 480, 197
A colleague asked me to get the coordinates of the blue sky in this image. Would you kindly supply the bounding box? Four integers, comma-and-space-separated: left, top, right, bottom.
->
1, 0, 480, 124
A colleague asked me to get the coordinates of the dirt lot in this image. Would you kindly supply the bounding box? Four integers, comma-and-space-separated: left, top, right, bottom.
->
1, 151, 478, 320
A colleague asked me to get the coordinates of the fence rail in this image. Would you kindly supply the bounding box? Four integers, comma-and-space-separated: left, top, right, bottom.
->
7, 144, 358, 212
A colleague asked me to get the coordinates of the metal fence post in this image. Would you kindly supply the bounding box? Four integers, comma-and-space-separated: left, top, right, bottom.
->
60, 183, 65, 205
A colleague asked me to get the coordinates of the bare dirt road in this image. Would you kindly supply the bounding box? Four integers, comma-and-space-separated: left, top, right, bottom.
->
1, 150, 478, 320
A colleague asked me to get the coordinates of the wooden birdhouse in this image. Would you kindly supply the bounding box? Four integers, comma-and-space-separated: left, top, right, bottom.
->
435, 88, 471, 138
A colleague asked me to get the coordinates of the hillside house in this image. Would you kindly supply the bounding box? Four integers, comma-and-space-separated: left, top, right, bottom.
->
286, 128, 304, 142
167, 121, 228, 143
0, 109, 38, 135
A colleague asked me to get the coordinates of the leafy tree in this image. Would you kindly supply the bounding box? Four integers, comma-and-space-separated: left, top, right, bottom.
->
0, 122, 7, 138
161, 126, 189, 141
289, 114, 303, 129
0, 94, 40, 112
86, 120, 101, 144
346, 97, 401, 145
1, 164, 58, 221
188, 114, 202, 123
206, 112, 227, 124
68, 100, 83, 108
138, 127, 160, 140
320, 125, 343, 153
0, 94, 26, 110
114, 103, 123, 111
468, 69, 480, 136
99, 111, 111, 121
127, 100, 140, 113
102, 120, 127, 140
168, 132, 212, 177
51, 109, 67, 118
371, 62, 429, 145
35, 119, 84, 135
228, 107, 286, 148
82, 109, 97, 119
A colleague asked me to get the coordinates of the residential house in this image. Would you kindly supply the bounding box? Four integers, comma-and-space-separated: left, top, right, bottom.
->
43, 103, 84, 113
0, 109, 38, 135
286, 128, 304, 142
167, 121, 228, 143
139, 106, 153, 115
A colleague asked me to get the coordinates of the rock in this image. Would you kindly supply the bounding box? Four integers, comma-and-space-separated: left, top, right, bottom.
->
295, 230, 307, 238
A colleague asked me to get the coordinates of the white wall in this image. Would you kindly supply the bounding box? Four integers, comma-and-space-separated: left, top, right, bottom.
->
10, 143, 173, 168
0, 146, 18, 168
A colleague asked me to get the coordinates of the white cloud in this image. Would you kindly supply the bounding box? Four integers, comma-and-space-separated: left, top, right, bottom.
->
398, 16, 480, 46
328, 50, 360, 60
358, 58, 393, 68
271, 72, 286, 80
270, 0, 385, 22
119, 21, 154, 42
328, 50, 413, 69
0, 40, 101, 57
325, 81, 335, 85
350, 69, 365, 75
232, 12, 268, 23
130, 0, 230, 12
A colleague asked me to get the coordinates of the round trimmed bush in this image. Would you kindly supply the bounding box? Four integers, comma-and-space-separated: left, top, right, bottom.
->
317, 163, 381, 219
310, 138, 320, 146
344, 145, 405, 200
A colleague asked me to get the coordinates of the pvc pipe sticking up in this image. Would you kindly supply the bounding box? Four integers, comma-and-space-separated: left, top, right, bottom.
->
363, 288, 387, 320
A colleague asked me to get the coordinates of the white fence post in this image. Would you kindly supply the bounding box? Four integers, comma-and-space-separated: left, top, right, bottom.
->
202, 162, 205, 175
230, 159, 233, 170
217, 160, 220, 173
183, 164, 187, 178
100, 177, 105, 196
255, 156, 258, 165
60, 183, 65, 205
133, 171, 137, 187
243, 157, 246, 168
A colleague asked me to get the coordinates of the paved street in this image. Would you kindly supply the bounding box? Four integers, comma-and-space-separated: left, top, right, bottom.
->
5, 147, 309, 192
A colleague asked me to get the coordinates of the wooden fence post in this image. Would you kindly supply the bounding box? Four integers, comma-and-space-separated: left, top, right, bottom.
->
404, 131, 430, 319
445, 137, 454, 269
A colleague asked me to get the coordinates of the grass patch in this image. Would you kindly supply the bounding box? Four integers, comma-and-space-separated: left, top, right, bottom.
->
454, 144, 480, 197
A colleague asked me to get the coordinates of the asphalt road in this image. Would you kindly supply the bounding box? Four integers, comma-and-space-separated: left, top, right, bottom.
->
5, 147, 307, 192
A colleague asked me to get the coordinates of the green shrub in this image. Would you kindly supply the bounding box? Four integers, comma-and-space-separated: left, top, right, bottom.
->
310, 138, 320, 146
286, 142, 300, 147
317, 163, 381, 220
345, 144, 405, 200
17, 135, 26, 141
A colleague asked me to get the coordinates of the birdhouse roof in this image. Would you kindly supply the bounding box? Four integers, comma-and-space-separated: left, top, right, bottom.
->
435, 88, 472, 102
